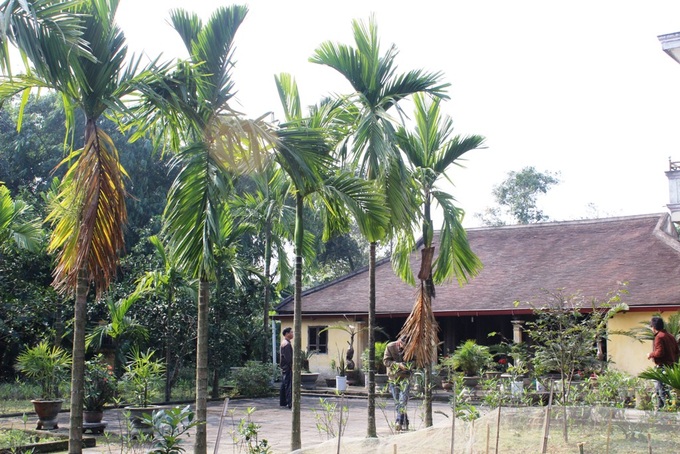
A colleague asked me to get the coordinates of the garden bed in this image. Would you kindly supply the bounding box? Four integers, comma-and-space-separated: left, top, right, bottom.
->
0, 428, 95, 453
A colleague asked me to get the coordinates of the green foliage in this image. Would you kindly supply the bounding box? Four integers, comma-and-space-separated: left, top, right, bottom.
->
83, 354, 117, 411
142, 405, 202, 454
231, 361, 275, 398
313, 396, 348, 439
121, 348, 165, 407
640, 363, 680, 393
363, 341, 388, 374
584, 369, 637, 407
15, 340, 71, 400
451, 340, 492, 377
236, 407, 271, 454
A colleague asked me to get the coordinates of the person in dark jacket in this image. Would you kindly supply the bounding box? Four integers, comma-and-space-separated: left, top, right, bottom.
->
646, 316, 679, 407
279, 327, 294, 408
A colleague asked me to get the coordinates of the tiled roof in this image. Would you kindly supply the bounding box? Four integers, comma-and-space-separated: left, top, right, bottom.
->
275, 214, 680, 316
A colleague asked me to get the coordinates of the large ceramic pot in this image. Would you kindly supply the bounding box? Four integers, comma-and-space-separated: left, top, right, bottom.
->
301, 372, 319, 390
32, 399, 63, 430
462, 376, 481, 388
83, 410, 104, 424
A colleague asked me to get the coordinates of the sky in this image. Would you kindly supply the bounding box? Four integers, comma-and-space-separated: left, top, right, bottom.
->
115, 1, 680, 227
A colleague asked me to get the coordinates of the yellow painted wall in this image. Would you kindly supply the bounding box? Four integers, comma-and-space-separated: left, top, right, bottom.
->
276, 316, 366, 378
608, 311, 662, 376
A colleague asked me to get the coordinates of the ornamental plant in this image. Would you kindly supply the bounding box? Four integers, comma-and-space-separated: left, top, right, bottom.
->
15, 340, 71, 400
84, 354, 117, 411
121, 347, 165, 407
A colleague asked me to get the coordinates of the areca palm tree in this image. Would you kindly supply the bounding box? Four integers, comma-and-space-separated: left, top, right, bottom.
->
274, 73, 388, 450
394, 93, 484, 425
0, 1, 162, 450
131, 7, 273, 452
310, 15, 449, 437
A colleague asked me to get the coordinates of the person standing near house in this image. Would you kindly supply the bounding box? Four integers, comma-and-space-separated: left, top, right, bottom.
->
279, 327, 294, 409
383, 336, 412, 430
646, 316, 679, 408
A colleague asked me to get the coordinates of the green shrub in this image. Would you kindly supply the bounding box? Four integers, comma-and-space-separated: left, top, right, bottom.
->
231, 361, 274, 398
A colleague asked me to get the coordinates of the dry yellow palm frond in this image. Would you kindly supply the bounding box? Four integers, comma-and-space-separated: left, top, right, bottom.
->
399, 282, 439, 368
47, 121, 127, 296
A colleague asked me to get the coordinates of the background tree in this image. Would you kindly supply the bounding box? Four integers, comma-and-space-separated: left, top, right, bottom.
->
476, 166, 560, 226
310, 15, 448, 437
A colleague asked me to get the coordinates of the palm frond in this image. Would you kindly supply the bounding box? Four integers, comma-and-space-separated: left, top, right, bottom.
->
47, 124, 127, 296
639, 364, 680, 392
399, 283, 439, 367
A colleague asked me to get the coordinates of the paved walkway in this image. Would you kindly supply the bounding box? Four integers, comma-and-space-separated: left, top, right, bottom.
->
1, 391, 455, 453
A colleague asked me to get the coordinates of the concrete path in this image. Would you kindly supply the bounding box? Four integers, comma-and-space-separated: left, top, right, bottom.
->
1, 392, 455, 453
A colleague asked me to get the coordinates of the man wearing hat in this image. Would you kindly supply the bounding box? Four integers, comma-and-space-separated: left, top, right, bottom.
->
383, 336, 412, 430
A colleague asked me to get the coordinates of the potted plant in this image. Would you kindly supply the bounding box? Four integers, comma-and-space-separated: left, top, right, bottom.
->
15, 340, 72, 430
362, 341, 389, 387
335, 352, 347, 392
120, 347, 165, 436
451, 340, 492, 387
83, 354, 117, 425
300, 349, 319, 390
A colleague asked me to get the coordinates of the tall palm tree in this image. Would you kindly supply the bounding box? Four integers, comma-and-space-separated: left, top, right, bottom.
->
131, 7, 273, 452
274, 73, 388, 450
394, 93, 484, 425
0, 1, 161, 450
310, 15, 449, 437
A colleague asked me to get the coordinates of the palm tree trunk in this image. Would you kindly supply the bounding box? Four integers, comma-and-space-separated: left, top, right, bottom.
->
263, 224, 272, 363
367, 241, 377, 437
291, 194, 303, 450
68, 272, 88, 453
194, 279, 209, 454
165, 286, 173, 402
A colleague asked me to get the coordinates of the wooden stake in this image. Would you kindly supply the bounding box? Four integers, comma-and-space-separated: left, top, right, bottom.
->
486, 423, 490, 454
451, 380, 456, 454
578, 442, 585, 454
495, 404, 501, 454
541, 380, 554, 454
213, 398, 230, 454
605, 409, 612, 454
648, 432, 652, 454
468, 419, 475, 454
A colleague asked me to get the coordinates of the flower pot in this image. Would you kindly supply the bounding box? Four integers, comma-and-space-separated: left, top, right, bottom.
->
336, 375, 348, 392
325, 377, 336, 387
300, 372, 319, 390
83, 410, 104, 424
462, 376, 480, 388
32, 399, 63, 430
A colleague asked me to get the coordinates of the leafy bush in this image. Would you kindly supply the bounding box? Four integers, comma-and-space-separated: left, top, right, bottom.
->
451, 340, 492, 377
231, 361, 274, 398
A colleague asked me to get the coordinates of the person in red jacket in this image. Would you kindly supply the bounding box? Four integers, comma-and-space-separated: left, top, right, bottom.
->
646, 316, 679, 408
